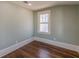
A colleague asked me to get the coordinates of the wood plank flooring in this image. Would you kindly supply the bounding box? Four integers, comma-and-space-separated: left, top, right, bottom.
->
3, 41, 79, 58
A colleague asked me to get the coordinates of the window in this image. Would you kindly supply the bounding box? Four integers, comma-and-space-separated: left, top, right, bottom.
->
38, 10, 50, 34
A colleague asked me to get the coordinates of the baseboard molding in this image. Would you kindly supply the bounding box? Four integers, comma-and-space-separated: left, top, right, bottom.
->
0, 37, 79, 57
33, 37, 79, 53
0, 38, 33, 57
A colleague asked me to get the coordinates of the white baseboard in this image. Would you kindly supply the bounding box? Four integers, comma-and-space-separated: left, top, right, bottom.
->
33, 37, 79, 53
0, 37, 79, 57
0, 38, 33, 57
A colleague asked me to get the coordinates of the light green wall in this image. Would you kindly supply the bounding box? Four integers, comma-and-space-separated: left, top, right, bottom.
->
34, 5, 79, 46
0, 2, 79, 50
0, 2, 33, 50
77, 6, 79, 45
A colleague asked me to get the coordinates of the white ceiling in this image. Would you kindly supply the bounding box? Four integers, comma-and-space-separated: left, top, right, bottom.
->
11, 1, 79, 10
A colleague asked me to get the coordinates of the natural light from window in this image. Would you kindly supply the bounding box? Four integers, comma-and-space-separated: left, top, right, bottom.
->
40, 14, 48, 33
40, 13, 49, 32
38, 10, 50, 34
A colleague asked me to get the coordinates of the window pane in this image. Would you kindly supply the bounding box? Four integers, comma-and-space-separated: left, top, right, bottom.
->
40, 24, 48, 32
45, 14, 48, 22
40, 15, 43, 22
40, 14, 48, 23
42, 14, 46, 22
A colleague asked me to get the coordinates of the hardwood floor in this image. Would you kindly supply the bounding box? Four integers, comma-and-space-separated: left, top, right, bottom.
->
3, 41, 79, 58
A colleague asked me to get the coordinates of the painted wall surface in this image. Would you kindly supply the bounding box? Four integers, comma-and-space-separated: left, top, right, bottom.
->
0, 2, 33, 50
34, 6, 79, 46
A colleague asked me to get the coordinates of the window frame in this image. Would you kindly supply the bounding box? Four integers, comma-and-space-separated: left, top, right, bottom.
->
37, 10, 51, 34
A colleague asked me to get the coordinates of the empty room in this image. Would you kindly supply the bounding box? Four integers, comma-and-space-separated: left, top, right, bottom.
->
0, 1, 79, 58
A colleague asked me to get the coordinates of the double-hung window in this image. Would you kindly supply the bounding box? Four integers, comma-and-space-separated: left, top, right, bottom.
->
38, 10, 50, 34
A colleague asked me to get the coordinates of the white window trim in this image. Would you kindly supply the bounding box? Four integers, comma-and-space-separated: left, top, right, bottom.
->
37, 10, 51, 34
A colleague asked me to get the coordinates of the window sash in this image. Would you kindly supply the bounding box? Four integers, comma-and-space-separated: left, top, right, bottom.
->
40, 24, 48, 32
40, 14, 48, 23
